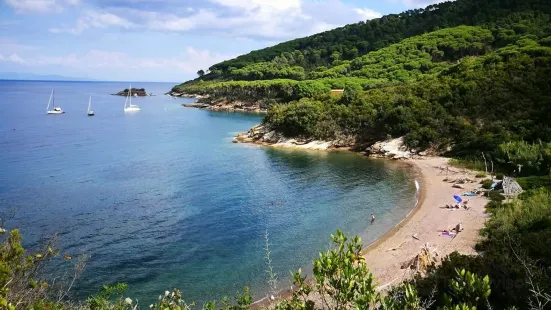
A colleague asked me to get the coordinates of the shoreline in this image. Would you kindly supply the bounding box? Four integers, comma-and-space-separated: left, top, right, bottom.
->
360, 160, 425, 256
363, 156, 488, 288
247, 143, 488, 308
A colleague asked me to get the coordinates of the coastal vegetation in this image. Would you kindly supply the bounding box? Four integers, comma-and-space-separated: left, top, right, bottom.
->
173, 0, 551, 164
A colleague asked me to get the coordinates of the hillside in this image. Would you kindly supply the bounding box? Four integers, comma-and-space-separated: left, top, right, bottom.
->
183, 0, 551, 81
172, 0, 551, 158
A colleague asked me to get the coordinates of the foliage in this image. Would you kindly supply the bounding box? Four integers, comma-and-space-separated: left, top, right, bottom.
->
201, 0, 551, 78
86, 283, 134, 310
517, 175, 551, 191
487, 191, 505, 202
443, 269, 491, 309
480, 179, 494, 190
277, 230, 494, 310
495, 141, 551, 175
312, 230, 379, 309
0, 228, 77, 310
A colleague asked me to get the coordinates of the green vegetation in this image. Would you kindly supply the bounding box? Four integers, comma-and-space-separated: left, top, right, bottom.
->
198, 0, 551, 78
172, 0, 551, 165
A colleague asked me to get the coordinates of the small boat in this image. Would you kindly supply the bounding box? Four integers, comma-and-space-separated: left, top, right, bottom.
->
46, 90, 64, 114
87, 96, 95, 116
124, 84, 140, 112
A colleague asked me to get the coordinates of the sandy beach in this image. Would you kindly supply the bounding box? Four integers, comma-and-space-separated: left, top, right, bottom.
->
363, 156, 489, 288
252, 155, 489, 308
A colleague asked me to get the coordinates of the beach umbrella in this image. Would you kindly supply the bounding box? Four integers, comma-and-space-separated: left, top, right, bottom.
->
453, 195, 462, 203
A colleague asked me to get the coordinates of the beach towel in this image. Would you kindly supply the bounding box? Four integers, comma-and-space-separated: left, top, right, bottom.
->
440, 231, 456, 238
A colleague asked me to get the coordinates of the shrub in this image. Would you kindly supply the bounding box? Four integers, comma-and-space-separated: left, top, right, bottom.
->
475, 173, 486, 178
480, 179, 494, 189
487, 190, 505, 202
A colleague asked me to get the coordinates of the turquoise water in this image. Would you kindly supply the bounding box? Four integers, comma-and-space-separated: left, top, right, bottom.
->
0, 80, 417, 305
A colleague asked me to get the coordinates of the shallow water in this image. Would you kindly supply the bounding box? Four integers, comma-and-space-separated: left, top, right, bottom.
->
0, 80, 417, 305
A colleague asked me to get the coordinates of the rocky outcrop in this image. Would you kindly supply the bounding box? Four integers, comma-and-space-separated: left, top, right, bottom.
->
234, 126, 428, 158
176, 95, 268, 113
363, 137, 427, 159
233, 125, 354, 150
112, 88, 148, 96
168, 91, 209, 99
182, 103, 210, 109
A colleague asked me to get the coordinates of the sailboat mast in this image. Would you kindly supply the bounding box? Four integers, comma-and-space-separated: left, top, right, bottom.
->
88, 96, 91, 112
129, 84, 132, 106
47, 89, 53, 111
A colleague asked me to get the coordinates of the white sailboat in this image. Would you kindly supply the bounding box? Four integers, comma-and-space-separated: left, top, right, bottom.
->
46, 89, 64, 114
124, 85, 140, 112
87, 96, 95, 116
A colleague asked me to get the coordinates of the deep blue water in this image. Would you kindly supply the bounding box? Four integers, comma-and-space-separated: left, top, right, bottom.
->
0, 80, 417, 305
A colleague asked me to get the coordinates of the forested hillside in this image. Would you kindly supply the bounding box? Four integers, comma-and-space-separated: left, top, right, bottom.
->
172, 0, 551, 158
194, 0, 551, 80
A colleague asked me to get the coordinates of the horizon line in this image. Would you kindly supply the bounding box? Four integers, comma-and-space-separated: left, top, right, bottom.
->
0, 78, 181, 83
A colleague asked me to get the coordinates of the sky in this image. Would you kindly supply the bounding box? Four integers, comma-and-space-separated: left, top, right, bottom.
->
0, 0, 446, 82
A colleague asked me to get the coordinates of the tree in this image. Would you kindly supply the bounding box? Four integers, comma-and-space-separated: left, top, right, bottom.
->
197, 69, 205, 77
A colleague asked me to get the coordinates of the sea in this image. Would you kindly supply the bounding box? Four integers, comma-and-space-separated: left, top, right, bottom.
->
0, 80, 418, 305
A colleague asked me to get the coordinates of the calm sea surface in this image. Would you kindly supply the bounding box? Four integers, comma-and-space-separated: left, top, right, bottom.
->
0, 80, 417, 305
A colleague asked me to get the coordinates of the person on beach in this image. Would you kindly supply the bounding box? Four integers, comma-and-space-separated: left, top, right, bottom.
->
371, 214, 375, 223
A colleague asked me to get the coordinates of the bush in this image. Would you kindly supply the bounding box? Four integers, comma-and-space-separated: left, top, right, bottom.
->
494, 173, 504, 180
487, 190, 505, 201
475, 173, 487, 178
480, 179, 494, 189
517, 175, 551, 190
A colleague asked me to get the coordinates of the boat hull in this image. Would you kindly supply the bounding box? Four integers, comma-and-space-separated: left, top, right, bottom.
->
47, 110, 65, 114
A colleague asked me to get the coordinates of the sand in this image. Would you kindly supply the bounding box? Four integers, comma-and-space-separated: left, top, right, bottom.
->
362, 157, 489, 288
251, 156, 490, 309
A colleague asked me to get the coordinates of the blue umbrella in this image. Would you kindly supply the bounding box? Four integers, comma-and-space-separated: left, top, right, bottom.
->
453, 195, 463, 203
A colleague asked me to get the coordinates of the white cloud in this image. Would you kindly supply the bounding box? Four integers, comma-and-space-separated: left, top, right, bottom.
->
4, 0, 80, 13
14, 47, 233, 74
0, 53, 27, 64
49, 10, 135, 34
47, 0, 382, 40
0, 38, 40, 54
209, 0, 301, 11
355, 8, 382, 20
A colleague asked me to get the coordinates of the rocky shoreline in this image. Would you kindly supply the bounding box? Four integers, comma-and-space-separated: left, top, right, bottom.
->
233, 124, 429, 159
170, 91, 268, 113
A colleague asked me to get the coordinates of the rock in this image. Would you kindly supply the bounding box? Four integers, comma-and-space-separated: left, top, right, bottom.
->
182, 103, 210, 109
419, 151, 428, 156
112, 88, 148, 96
262, 131, 280, 143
